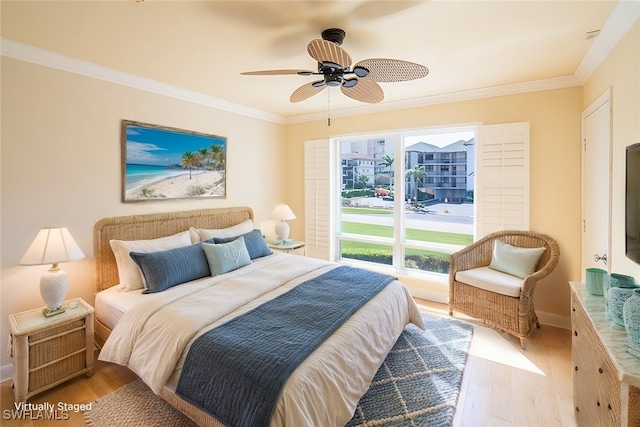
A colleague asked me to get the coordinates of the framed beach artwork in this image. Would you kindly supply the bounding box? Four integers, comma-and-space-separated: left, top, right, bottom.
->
121, 120, 226, 202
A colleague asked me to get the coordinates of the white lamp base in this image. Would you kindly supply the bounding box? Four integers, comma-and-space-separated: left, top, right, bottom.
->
40, 266, 68, 317
275, 221, 290, 242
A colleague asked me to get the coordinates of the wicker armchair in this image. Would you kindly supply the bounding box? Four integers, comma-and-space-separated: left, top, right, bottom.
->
448, 230, 560, 349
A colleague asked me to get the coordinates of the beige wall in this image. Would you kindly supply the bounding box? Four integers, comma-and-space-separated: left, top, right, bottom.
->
1, 19, 637, 373
584, 20, 640, 281
0, 57, 286, 368
285, 87, 584, 320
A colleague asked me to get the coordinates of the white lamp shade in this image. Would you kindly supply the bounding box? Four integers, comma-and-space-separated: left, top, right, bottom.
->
20, 227, 85, 266
270, 204, 296, 221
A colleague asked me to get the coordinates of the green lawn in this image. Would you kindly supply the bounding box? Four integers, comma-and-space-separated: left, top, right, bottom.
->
341, 221, 473, 245
342, 207, 393, 215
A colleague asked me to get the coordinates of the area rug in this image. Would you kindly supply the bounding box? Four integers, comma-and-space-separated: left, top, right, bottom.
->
84, 313, 473, 427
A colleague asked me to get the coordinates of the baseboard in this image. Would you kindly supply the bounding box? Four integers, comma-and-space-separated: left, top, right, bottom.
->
537, 310, 571, 330
406, 285, 572, 330
1, 363, 13, 383
406, 285, 448, 305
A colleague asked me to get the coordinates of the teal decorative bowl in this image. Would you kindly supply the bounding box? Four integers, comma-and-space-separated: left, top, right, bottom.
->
611, 273, 636, 288
609, 285, 640, 327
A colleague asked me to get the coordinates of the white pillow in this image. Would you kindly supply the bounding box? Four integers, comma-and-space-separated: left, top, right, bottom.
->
110, 230, 192, 291
190, 219, 254, 242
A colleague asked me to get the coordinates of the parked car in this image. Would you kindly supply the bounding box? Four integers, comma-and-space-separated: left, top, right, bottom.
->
375, 188, 390, 197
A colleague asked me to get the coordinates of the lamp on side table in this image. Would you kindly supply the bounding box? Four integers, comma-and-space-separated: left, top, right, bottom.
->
19, 227, 85, 317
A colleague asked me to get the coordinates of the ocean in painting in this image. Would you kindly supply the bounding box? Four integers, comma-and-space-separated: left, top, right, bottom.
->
125, 164, 189, 190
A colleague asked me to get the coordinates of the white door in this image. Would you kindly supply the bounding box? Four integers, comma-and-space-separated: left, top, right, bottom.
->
582, 90, 611, 277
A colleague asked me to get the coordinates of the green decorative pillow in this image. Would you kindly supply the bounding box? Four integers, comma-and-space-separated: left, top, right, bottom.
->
202, 237, 251, 275
488, 240, 546, 279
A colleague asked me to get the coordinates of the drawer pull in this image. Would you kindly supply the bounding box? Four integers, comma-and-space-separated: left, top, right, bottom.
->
574, 330, 578, 336
575, 366, 579, 371
597, 401, 601, 407
599, 368, 603, 374
608, 404, 612, 410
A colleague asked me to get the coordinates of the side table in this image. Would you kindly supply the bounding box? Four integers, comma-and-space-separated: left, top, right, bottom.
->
268, 241, 306, 255
8, 297, 94, 402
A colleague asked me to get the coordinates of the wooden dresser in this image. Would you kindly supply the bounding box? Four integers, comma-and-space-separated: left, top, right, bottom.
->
571, 282, 640, 426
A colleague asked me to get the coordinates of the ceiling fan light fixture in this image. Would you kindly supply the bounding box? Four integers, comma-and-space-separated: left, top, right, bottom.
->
343, 78, 358, 88
353, 66, 369, 78
326, 75, 342, 87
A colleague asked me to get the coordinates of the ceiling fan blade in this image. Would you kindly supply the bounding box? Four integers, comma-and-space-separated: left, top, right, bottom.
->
241, 69, 314, 76
290, 82, 327, 103
341, 79, 384, 103
307, 39, 352, 69
353, 58, 429, 82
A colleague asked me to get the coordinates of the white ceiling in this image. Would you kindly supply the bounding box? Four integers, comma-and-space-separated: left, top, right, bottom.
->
1, 1, 633, 123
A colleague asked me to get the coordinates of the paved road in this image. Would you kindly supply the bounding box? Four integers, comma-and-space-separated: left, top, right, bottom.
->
342, 199, 473, 234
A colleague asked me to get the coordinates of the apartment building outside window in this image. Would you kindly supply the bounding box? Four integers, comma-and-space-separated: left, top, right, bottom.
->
336, 128, 476, 275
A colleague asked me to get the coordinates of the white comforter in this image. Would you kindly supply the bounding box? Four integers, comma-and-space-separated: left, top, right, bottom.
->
99, 254, 424, 427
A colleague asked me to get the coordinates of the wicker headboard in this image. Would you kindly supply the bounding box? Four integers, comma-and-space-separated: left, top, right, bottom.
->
93, 207, 254, 292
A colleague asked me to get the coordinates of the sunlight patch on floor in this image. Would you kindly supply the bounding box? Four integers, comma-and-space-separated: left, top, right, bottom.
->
415, 302, 546, 375
469, 323, 545, 375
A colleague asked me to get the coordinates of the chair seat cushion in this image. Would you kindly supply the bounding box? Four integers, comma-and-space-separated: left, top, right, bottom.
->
455, 266, 523, 297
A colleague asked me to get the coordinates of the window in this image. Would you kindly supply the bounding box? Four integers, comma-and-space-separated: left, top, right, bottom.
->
304, 122, 530, 278
336, 127, 476, 276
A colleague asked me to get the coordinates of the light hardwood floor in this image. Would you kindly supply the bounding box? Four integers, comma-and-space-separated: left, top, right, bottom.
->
0, 299, 574, 427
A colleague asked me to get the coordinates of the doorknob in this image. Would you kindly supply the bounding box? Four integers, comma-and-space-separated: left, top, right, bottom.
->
594, 253, 608, 265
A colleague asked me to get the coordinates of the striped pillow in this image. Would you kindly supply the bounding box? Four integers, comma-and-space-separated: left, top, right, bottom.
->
130, 243, 211, 294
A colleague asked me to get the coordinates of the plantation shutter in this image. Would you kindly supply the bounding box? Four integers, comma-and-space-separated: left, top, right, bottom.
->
304, 139, 332, 260
476, 122, 530, 238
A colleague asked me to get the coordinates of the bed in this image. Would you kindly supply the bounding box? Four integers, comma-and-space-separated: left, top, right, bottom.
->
93, 207, 423, 427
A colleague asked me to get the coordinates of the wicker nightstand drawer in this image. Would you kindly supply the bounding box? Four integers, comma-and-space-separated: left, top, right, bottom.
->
8, 298, 94, 402
29, 319, 86, 367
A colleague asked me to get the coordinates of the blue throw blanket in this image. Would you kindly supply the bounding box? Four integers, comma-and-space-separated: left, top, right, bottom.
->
176, 265, 395, 427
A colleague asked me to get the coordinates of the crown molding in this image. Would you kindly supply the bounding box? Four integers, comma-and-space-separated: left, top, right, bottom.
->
284, 75, 581, 124
575, 1, 640, 84
0, 38, 286, 124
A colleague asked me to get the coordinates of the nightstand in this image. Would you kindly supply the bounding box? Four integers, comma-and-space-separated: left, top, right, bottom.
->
8, 297, 94, 402
269, 241, 306, 255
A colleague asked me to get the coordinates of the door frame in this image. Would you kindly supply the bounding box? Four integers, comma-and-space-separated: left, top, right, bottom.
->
581, 88, 612, 278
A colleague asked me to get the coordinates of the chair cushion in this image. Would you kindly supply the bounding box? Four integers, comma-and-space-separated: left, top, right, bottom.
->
455, 266, 524, 297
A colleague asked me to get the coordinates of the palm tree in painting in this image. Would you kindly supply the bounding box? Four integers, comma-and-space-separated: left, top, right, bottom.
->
209, 144, 224, 171
181, 152, 199, 179
198, 148, 209, 170
405, 165, 426, 204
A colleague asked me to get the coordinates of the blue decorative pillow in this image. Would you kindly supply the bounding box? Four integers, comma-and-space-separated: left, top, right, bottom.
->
488, 240, 546, 279
130, 244, 211, 294
211, 229, 273, 260
202, 237, 252, 276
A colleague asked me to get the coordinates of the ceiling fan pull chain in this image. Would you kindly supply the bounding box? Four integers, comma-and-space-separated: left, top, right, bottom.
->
328, 88, 331, 127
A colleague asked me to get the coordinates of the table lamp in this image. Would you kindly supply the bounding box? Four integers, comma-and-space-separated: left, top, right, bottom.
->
270, 204, 296, 242
19, 227, 85, 317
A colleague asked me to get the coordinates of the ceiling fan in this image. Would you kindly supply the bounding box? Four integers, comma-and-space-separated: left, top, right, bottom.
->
241, 28, 429, 104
